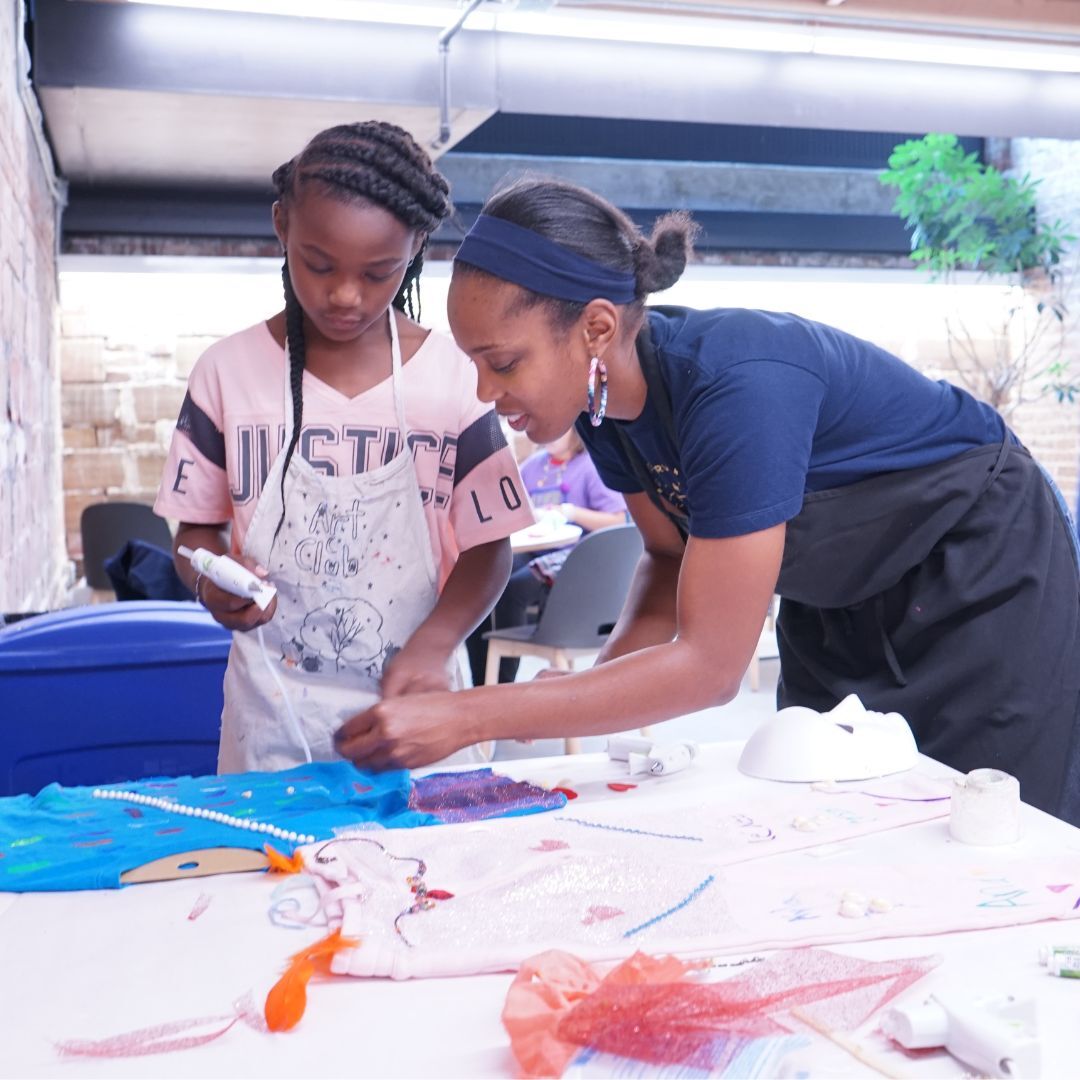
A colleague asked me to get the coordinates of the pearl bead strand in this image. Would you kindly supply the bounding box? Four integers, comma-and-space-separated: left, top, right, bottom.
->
91, 788, 316, 845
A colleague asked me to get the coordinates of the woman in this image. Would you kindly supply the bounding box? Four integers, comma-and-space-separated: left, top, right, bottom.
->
335, 177, 1080, 824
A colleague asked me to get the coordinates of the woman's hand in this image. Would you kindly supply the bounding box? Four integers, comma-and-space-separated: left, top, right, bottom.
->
335, 692, 472, 770
198, 554, 277, 632
380, 641, 455, 698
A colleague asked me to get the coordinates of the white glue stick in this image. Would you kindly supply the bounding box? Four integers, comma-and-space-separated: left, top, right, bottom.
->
178, 546, 277, 611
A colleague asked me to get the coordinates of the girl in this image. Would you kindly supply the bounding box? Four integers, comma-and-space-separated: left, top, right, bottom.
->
155, 123, 533, 772
336, 176, 1080, 825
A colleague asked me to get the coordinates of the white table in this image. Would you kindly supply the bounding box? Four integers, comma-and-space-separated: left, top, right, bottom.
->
2, 744, 1078, 1079
509, 520, 582, 554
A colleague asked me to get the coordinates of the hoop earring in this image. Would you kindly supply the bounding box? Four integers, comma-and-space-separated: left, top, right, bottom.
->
587, 356, 608, 426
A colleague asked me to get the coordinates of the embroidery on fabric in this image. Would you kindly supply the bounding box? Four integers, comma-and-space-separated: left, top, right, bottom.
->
622, 875, 717, 938
556, 816, 704, 843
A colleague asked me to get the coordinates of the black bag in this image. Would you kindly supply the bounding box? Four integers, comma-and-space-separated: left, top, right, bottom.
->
105, 540, 195, 602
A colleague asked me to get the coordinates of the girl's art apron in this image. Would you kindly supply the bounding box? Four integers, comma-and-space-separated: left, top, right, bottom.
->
615, 322, 1080, 824
219, 312, 484, 773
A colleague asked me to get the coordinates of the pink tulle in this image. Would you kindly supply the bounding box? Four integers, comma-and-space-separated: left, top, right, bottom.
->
505, 948, 938, 1076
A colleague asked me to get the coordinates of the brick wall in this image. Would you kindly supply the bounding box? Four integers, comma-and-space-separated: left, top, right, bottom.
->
58, 267, 282, 572
0, 8, 66, 613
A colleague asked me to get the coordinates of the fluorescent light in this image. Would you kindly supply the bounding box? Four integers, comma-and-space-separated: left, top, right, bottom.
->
125, 1, 1080, 73
494, 9, 810, 52
126, 1, 465, 26
816, 30, 1080, 74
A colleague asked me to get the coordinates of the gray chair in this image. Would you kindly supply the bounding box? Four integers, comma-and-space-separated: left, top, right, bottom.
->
482, 523, 648, 753
80, 501, 173, 591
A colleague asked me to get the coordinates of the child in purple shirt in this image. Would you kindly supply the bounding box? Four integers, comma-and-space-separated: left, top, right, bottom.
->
466, 429, 626, 685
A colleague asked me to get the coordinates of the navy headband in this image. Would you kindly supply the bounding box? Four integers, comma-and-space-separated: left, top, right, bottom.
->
454, 214, 638, 305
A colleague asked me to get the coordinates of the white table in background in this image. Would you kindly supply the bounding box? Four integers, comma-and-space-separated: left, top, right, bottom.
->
509, 520, 582, 554
1, 744, 1078, 1079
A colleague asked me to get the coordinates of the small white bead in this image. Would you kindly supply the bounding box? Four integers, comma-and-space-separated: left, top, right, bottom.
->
838, 899, 866, 919
869, 897, 893, 913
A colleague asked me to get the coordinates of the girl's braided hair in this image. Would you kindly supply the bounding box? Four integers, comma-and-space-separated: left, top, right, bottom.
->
270, 122, 451, 543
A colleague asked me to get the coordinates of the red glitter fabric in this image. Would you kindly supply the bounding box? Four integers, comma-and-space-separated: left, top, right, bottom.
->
503, 950, 937, 1075
544, 948, 939, 1073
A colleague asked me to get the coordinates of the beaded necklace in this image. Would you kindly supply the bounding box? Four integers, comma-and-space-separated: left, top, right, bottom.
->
314, 836, 452, 946
91, 788, 317, 845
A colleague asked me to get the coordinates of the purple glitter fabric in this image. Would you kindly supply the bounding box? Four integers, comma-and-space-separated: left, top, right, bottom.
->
410, 768, 566, 824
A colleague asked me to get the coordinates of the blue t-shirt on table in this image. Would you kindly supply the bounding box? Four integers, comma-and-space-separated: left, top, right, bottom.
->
577, 306, 1007, 539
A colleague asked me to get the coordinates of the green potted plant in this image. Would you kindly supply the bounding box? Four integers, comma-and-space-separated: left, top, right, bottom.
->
880, 132, 1076, 412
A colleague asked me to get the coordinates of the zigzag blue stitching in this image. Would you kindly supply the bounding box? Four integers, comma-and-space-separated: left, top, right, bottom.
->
623, 875, 717, 938
556, 816, 704, 842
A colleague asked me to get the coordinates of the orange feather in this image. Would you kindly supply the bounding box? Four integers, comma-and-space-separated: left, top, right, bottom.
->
264, 928, 359, 1032
263, 843, 306, 875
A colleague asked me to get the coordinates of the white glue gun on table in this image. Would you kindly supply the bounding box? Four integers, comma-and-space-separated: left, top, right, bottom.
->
178, 546, 277, 610
607, 735, 699, 777
881, 991, 1040, 1078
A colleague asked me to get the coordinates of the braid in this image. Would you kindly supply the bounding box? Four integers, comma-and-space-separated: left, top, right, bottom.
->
273, 259, 307, 545
395, 247, 426, 321
273, 122, 450, 235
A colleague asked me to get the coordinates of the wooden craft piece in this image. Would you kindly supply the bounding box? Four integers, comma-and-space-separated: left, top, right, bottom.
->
120, 847, 269, 884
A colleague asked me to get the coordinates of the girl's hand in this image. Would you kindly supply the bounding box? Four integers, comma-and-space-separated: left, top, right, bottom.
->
198, 555, 277, 632
380, 642, 455, 698
335, 692, 469, 770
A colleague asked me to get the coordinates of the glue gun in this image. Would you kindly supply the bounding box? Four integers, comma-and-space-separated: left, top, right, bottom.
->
881, 991, 1040, 1078
178, 545, 277, 611
607, 735, 699, 777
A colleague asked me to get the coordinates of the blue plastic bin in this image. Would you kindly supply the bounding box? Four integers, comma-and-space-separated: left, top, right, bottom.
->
0, 601, 231, 795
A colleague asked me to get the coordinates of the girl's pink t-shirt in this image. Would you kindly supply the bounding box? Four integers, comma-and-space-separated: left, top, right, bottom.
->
155, 321, 533, 587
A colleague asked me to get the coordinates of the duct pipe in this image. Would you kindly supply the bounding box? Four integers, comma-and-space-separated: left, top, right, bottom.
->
433, 0, 487, 149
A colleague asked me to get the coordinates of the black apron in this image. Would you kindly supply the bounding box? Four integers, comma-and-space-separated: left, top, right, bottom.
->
615, 322, 1080, 824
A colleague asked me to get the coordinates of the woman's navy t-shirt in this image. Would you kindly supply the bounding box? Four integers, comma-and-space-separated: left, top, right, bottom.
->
577, 306, 1006, 539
